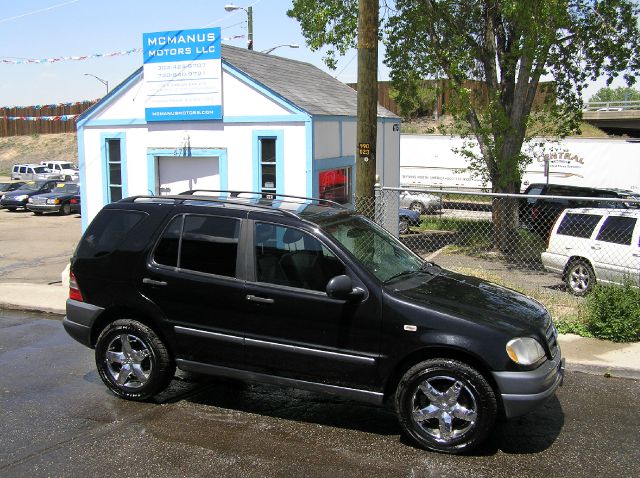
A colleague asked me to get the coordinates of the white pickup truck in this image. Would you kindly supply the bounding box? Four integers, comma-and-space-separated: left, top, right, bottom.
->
40, 161, 79, 181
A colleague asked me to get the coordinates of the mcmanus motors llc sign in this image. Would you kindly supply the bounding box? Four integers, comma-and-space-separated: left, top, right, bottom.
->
143, 27, 222, 121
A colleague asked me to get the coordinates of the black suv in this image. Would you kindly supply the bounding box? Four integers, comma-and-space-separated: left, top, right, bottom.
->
520, 183, 637, 236
64, 192, 564, 454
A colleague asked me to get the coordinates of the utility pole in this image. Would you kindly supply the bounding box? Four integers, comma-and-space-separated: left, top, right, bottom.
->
355, 0, 378, 212
247, 6, 254, 50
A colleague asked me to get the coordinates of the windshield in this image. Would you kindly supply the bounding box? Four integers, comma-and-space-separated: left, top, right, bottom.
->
322, 215, 424, 282
33, 166, 49, 173
52, 183, 79, 194
16, 181, 40, 191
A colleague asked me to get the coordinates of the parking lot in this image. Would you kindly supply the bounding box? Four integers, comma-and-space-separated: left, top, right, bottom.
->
0, 206, 81, 284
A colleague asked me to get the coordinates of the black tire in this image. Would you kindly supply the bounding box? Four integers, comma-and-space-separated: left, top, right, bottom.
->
395, 359, 497, 454
60, 203, 71, 215
565, 259, 595, 296
410, 201, 425, 214
33, 211, 43, 216
7, 207, 16, 212
95, 319, 175, 401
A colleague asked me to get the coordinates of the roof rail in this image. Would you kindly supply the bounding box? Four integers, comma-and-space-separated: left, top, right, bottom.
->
179, 189, 348, 209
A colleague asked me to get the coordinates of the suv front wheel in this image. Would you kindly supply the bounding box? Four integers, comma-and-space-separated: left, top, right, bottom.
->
95, 319, 175, 400
395, 359, 497, 454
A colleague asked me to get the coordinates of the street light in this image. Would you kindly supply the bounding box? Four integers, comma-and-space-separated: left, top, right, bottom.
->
261, 44, 299, 55
84, 73, 109, 95
224, 4, 253, 50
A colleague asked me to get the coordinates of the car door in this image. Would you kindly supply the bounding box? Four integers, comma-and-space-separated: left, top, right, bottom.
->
140, 211, 248, 368
591, 215, 640, 285
242, 218, 382, 390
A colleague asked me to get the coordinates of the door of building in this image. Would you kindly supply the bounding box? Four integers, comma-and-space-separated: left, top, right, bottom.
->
157, 156, 219, 195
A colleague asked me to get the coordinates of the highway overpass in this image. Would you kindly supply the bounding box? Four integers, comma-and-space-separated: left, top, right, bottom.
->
582, 101, 640, 137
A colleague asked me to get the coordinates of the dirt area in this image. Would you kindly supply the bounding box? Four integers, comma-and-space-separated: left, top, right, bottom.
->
0, 133, 77, 175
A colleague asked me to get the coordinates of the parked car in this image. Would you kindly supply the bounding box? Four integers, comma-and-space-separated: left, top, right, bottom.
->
10, 164, 62, 181
541, 208, 640, 296
0, 180, 59, 211
519, 183, 636, 237
399, 190, 442, 214
399, 207, 421, 234
63, 191, 563, 454
27, 182, 80, 215
0, 181, 26, 207
40, 161, 79, 181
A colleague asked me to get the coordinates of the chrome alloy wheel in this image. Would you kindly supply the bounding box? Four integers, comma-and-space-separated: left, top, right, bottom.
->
411, 376, 478, 443
105, 334, 152, 389
568, 264, 591, 293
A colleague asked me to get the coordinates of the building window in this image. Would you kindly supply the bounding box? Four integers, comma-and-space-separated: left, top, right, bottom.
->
106, 139, 122, 202
319, 167, 351, 204
260, 138, 276, 199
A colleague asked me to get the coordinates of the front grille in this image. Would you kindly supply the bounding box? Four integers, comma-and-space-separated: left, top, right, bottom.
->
32, 197, 47, 205
546, 321, 559, 358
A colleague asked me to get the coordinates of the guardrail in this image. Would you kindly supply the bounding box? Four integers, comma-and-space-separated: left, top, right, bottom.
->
583, 100, 640, 111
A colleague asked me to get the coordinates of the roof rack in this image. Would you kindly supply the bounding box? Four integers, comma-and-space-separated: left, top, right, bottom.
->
124, 191, 339, 220
179, 189, 348, 210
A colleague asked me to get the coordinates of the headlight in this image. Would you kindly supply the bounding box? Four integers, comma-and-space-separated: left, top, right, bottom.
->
14, 195, 28, 201
28, 197, 33, 203
47, 198, 60, 205
506, 337, 546, 365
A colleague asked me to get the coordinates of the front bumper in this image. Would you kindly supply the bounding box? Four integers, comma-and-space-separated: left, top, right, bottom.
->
27, 204, 63, 213
63, 299, 104, 348
0, 199, 28, 208
492, 351, 565, 418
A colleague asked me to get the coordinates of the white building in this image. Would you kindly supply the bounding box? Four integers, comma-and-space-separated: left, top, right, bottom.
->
77, 45, 400, 229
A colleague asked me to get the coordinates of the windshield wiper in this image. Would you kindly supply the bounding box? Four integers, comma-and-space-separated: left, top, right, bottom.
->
384, 269, 421, 284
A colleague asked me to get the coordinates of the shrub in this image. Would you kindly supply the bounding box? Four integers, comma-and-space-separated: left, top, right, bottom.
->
585, 281, 640, 343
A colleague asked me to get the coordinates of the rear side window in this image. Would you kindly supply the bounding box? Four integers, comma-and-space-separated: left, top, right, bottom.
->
76, 210, 147, 258
556, 213, 602, 238
153, 214, 240, 277
596, 216, 637, 245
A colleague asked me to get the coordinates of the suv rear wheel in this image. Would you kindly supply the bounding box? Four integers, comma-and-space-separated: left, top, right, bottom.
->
565, 259, 595, 296
395, 359, 496, 454
95, 319, 175, 400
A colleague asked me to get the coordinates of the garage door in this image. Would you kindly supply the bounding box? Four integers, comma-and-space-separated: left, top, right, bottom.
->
157, 156, 220, 196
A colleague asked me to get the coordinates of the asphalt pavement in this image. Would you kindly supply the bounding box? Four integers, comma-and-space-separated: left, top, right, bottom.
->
1, 310, 639, 478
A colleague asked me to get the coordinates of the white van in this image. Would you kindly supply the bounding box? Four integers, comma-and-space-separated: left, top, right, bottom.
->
40, 161, 79, 181
542, 208, 640, 295
11, 164, 63, 181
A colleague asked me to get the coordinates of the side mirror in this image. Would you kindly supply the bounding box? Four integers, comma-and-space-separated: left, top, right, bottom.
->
326, 275, 365, 301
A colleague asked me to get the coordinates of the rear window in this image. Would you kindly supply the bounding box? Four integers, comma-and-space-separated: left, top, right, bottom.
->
556, 213, 602, 238
76, 210, 147, 258
596, 216, 637, 246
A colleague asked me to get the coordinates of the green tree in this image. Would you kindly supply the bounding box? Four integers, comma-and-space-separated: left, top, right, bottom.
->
589, 86, 640, 103
389, 76, 438, 120
289, 0, 640, 251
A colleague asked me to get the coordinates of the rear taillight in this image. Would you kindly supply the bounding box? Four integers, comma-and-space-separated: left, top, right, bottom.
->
69, 271, 84, 302
70, 199, 78, 204
531, 206, 539, 220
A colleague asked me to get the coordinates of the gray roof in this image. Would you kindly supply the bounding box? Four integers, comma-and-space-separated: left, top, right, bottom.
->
221, 45, 397, 118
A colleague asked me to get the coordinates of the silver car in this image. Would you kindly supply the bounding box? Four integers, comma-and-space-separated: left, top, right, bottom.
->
399, 190, 442, 214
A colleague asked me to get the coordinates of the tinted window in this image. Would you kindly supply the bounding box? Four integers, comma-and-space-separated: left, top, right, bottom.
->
76, 210, 147, 258
255, 223, 345, 291
158, 215, 240, 277
526, 186, 544, 204
556, 213, 602, 238
596, 216, 637, 245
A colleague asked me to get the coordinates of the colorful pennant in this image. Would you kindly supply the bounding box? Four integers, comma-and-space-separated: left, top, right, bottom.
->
1, 115, 78, 121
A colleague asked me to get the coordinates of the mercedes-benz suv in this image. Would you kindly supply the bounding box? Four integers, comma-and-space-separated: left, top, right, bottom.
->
63, 191, 564, 454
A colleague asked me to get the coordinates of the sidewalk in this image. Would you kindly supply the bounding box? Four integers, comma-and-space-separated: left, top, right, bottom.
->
0, 281, 638, 380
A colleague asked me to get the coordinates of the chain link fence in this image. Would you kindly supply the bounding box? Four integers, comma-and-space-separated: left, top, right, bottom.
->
353, 187, 640, 313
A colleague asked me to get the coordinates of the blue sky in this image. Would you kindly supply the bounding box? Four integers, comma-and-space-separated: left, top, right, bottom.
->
0, 0, 626, 107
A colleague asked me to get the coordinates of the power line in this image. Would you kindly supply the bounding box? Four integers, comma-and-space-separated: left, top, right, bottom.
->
0, 0, 83, 26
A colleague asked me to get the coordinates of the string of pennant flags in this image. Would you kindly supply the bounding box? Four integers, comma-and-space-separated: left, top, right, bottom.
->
1, 114, 78, 121
0, 35, 245, 65
1, 99, 99, 110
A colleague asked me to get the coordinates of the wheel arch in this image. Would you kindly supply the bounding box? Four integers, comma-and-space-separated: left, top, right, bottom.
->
383, 346, 500, 405
90, 306, 174, 357
562, 255, 596, 280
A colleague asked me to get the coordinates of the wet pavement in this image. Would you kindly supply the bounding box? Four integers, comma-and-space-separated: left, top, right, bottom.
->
1, 309, 639, 478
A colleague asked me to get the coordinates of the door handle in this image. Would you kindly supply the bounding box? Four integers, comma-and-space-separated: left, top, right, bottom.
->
143, 278, 167, 286
591, 245, 601, 250
633, 253, 640, 257
246, 294, 274, 304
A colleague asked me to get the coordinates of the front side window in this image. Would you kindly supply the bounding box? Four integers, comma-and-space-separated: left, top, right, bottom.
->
254, 223, 345, 291
596, 216, 637, 245
556, 213, 602, 238
106, 139, 122, 202
319, 167, 351, 204
323, 215, 423, 283
154, 215, 240, 277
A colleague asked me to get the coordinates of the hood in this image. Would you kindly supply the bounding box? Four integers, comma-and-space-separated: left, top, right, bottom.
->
32, 191, 77, 200
390, 267, 549, 334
